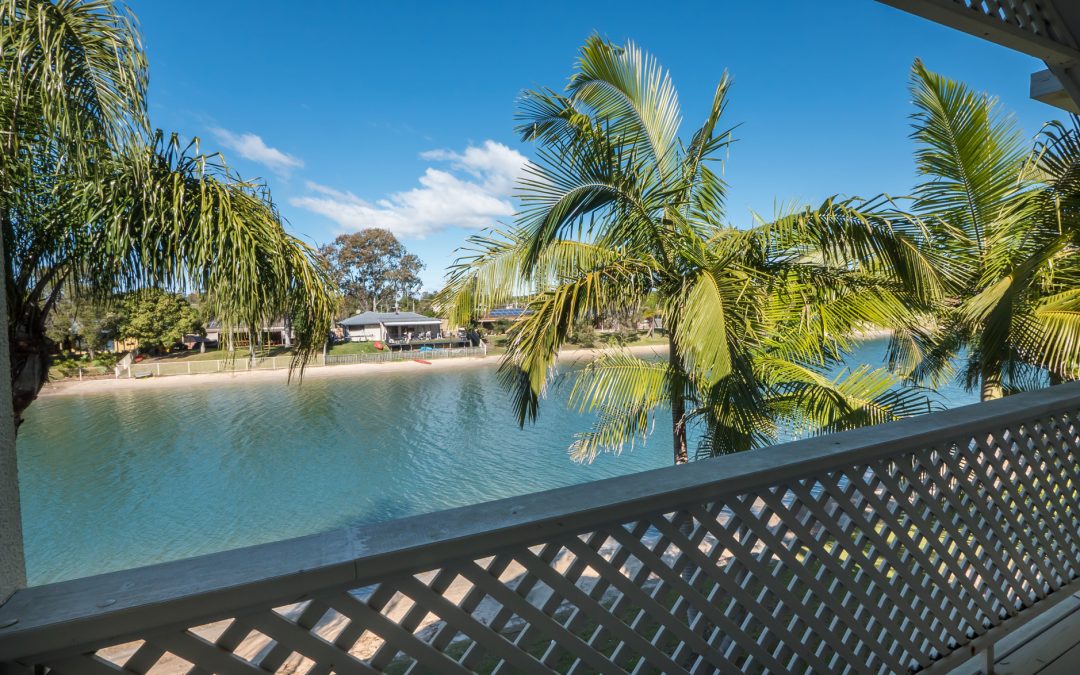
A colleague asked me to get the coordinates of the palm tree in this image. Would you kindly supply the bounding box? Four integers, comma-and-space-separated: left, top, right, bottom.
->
1, 0, 336, 427
438, 37, 942, 463
891, 61, 1080, 400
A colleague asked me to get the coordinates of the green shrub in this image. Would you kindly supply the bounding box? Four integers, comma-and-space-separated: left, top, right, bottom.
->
568, 321, 598, 348
597, 328, 641, 347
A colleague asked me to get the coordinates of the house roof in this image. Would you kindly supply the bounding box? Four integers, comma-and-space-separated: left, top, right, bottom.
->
205, 319, 288, 331
481, 308, 533, 321
338, 311, 441, 327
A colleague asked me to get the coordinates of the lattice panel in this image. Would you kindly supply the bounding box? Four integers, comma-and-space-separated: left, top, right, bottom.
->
25, 410, 1080, 674
954, 0, 1071, 44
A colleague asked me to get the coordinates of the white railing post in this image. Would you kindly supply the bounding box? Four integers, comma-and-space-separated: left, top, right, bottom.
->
0, 229, 25, 604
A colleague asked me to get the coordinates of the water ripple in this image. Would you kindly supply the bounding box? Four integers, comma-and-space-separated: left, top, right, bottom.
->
16, 340, 974, 585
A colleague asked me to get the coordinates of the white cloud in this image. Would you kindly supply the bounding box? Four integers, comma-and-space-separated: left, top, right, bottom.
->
210, 128, 304, 174
289, 140, 526, 238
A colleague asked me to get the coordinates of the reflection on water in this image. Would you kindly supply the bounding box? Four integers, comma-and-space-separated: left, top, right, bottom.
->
16, 339, 976, 585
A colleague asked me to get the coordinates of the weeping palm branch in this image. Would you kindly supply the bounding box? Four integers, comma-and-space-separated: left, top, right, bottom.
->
1, 0, 336, 426
438, 37, 940, 464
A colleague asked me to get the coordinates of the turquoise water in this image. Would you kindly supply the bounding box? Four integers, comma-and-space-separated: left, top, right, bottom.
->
16, 339, 977, 585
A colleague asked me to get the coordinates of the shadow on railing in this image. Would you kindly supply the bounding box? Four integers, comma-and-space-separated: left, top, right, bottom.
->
3, 383, 1080, 673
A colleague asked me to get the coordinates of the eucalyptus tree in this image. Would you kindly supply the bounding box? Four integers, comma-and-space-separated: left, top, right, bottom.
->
320, 229, 424, 315
890, 61, 1080, 400
438, 37, 942, 463
1, 0, 336, 426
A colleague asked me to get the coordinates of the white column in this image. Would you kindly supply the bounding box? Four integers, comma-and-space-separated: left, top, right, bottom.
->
0, 229, 26, 603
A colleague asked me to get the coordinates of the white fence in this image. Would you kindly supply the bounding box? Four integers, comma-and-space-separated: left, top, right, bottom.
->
323, 346, 485, 366
3, 383, 1080, 673
124, 346, 487, 378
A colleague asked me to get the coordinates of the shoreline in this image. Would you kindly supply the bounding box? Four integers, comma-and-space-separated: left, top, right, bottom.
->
38, 343, 672, 398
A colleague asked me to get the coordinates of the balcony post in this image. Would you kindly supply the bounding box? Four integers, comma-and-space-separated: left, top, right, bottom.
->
0, 229, 26, 604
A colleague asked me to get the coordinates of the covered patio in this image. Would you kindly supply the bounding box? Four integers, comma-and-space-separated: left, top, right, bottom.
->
382, 318, 450, 348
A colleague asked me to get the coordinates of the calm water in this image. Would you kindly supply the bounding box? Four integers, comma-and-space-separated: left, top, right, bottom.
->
17, 339, 976, 585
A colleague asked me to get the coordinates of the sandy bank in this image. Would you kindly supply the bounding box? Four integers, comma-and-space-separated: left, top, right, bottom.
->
38, 343, 671, 398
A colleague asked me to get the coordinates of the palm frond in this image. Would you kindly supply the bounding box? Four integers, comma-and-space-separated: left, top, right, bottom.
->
73, 132, 337, 366
668, 268, 737, 386
761, 195, 947, 303
1, 0, 148, 152
433, 229, 526, 327
763, 357, 937, 436
569, 35, 683, 181
691, 351, 773, 457
680, 74, 734, 224
500, 259, 649, 424
909, 59, 1028, 256
567, 351, 670, 461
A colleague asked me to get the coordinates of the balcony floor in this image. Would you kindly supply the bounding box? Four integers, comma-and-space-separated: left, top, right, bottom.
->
951, 592, 1080, 674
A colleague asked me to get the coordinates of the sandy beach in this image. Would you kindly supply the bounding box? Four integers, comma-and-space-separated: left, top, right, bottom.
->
38, 343, 671, 397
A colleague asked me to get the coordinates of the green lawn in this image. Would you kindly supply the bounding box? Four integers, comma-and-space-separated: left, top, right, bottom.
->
633, 334, 670, 347
146, 346, 294, 363
142, 341, 380, 363
327, 341, 380, 355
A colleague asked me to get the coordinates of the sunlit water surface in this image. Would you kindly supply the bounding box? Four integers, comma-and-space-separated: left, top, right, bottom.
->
17, 339, 976, 585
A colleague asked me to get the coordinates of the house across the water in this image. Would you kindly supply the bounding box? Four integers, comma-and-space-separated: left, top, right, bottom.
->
477, 306, 533, 330
192, 319, 296, 350
338, 310, 464, 349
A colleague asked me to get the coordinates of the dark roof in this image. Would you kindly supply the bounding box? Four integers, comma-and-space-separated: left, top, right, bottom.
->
338, 311, 441, 327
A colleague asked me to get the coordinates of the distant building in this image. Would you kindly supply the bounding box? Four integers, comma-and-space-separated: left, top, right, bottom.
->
338, 310, 445, 345
201, 319, 295, 349
109, 337, 139, 353
180, 334, 213, 351
478, 307, 533, 330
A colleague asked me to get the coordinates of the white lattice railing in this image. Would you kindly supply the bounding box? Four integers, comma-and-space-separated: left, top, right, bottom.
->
3, 384, 1080, 673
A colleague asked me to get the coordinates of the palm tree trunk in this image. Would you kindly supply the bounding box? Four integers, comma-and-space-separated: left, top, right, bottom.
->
669, 331, 689, 464
981, 371, 1004, 401
9, 305, 50, 430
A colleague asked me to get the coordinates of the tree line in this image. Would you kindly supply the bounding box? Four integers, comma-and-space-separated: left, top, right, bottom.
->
48, 227, 432, 358
46, 289, 202, 359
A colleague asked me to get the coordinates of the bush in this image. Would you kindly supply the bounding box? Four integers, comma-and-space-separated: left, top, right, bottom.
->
48, 352, 122, 379
93, 353, 121, 368
600, 328, 641, 347
568, 321, 598, 348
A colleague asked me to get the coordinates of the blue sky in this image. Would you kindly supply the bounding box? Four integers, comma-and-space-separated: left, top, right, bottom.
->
128, 0, 1058, 289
